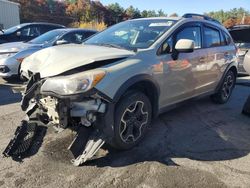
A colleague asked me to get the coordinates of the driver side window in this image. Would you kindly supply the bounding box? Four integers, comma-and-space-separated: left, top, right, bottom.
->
176, 26, 201, 49
158, 26, 201, 55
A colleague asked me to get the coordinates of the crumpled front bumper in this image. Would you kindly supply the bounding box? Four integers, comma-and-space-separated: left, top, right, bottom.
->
3, 73, 115, 166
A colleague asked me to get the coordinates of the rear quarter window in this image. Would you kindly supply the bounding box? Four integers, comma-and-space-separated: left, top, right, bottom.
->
224, 32, 232, 45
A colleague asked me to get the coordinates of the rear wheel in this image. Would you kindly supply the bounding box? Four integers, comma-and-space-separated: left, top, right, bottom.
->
211, 70, 235, 104
111, 91, 152, 150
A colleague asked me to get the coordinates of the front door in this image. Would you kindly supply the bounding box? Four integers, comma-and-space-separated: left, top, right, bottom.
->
155, 24, 208, 108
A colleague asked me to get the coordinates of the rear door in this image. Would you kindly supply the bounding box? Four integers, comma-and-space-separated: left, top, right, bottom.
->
200, 25, 236, 93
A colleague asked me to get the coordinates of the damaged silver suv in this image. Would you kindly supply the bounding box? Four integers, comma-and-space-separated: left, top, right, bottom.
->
3, 14, 238, 166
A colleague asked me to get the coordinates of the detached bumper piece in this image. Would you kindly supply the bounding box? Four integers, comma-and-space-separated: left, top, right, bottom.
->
69, 127, 105, 166
3, 121, 37, 159
242, 95, 250, 116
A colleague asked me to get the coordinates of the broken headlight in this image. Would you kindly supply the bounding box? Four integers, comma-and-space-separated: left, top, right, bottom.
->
41, 70, 106, 95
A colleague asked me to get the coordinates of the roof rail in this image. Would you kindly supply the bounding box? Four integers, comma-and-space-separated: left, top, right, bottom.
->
182, 13, 221, 25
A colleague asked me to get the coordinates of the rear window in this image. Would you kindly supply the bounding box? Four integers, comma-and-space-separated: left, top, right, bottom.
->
204, 26, 221, 48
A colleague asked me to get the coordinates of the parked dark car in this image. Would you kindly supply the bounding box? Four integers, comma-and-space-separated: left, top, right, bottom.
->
0, 22, 65, 44
228, 25, 250, 74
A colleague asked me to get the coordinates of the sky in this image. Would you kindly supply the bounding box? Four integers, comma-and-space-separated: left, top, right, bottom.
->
100, 0, 250, 15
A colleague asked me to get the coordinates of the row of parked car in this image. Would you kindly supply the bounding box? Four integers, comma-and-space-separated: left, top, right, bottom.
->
0, 22, 97, 80
2, 14, 250, 166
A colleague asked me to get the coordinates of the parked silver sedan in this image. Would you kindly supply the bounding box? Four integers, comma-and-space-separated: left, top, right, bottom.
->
0, 28, 97, 80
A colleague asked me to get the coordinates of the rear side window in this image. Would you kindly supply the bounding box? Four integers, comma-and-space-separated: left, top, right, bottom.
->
204, 26, 221, 48
220, 31, 227, 46
176, 26, 201, 49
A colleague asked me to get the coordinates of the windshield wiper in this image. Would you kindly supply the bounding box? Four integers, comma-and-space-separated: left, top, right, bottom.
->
98, 43, 126, 49
97, 43, 137, 52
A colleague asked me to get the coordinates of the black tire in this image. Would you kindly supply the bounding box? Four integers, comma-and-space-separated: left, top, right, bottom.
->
211, 70, 236, 104
111, 91, 152, 150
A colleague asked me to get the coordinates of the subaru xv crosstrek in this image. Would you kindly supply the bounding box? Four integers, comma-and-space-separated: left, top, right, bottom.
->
3, 14, 238, 166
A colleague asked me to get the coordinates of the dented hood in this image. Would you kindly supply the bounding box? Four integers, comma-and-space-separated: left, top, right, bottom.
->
21, 44, 135, 78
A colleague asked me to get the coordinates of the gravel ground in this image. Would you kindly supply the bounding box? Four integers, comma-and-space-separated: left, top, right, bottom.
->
0, 77, 250, 188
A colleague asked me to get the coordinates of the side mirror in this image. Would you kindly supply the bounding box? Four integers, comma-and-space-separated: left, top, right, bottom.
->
175, 39, 194, 53
16, 31, 21, 37
55, 40, 68, 45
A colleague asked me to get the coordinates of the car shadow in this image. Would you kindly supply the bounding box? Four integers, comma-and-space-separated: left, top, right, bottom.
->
83, 86, 250, 168
0, 78, 23, 106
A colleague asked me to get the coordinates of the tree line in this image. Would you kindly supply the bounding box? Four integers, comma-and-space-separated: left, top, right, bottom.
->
10, 0, 250, 29
206, 8, 250, 28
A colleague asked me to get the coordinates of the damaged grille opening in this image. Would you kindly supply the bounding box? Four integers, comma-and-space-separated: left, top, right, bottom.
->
5, 61, 112, 166
61, 57, 127, 76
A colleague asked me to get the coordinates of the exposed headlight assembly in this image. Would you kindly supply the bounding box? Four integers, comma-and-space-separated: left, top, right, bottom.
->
41, 70, 106, 95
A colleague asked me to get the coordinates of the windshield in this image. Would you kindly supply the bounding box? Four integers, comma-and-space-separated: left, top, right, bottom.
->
28, 30, 66, 44
85, 19, 176, 50
236, 43, 250, 49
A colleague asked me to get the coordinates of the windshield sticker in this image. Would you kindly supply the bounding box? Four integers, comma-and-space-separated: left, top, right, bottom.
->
149, 21, 174, 27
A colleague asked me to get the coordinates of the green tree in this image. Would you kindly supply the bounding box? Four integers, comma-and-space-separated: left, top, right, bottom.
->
125, 6, 141, 19
147, 10, 157, 17
206, 7, 250, 25
106, 3, 124, 25
141, 10, 148, 18
158, 9, 167, 17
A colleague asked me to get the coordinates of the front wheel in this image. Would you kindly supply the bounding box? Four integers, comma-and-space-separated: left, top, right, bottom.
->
110, 91, 152, 150
211, 70, 236, 104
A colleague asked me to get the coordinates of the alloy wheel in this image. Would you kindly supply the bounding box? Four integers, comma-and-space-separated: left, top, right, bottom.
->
119, 101, 149, 143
